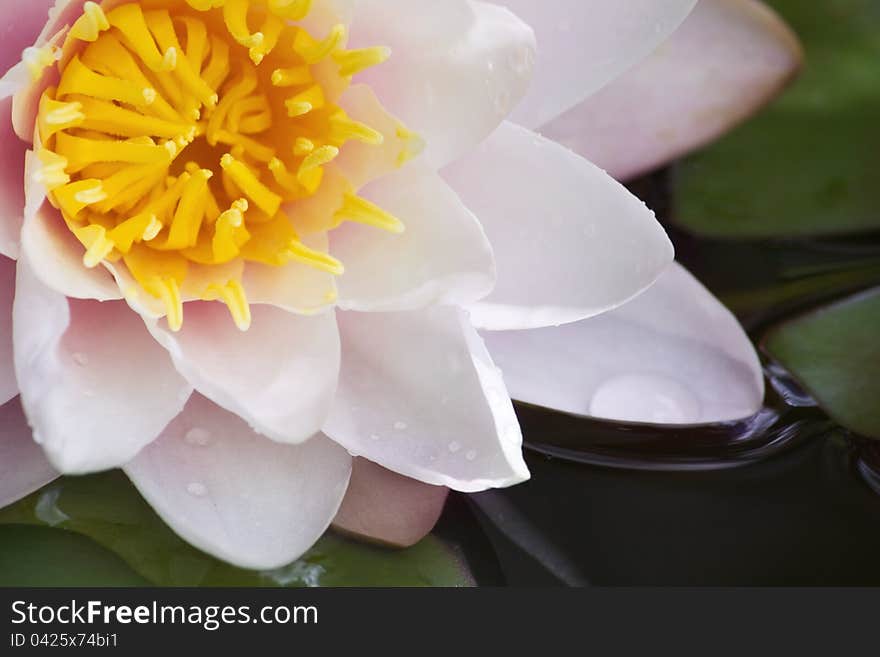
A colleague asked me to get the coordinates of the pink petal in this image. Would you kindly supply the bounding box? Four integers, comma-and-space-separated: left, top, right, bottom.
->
542, 0, 803, 181
13, 257, 191, 473
146, 303, 340, 445
333, 458, 449, 548
0, 0, 54, 73
0, 99, 25, 258
0, 397, 57, 508
324, 307, 529, 492
125, 394, 352, 570
349, 0, 536, 168
6, 0, 85, 142
0, 256, 17, 405
0, 0, 53, 256
444, 121, 673, 331
497, 0, 698, 128
483, 263, 765, 425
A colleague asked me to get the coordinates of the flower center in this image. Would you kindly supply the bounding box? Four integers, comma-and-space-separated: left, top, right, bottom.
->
32, 0, 417, 330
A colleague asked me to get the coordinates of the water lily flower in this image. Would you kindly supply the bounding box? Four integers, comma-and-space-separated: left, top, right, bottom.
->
0, 0, 798, 568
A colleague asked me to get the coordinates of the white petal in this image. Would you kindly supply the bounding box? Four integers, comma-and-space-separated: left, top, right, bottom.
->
0, 398, 57, 508
334, 165, 495, 312
13, 256, 191, 473
348, 0, 536, 168
146, 302, 340, 445
483, 263, 765, 425
334, 84, 417, 189
244, 233, 338, 315
498, 0, 697, 128
0, 100, 25, 259
324, 307, 529, 492
125, 394, 352, 570
542, 0, 803, 181
0, 256, 17, 405
444, 121, 673, 330
333, 458, 449, 548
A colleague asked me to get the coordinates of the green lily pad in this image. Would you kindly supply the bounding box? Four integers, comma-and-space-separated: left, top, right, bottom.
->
0, 524, 150, 586
672, 0, 880, 238
762, 287, 880, 438
0, 472, 474, 587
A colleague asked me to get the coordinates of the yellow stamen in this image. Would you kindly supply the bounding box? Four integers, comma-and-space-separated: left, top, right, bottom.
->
109, 212, 162, 252
57, 56, 156, 107
297, 145, 337, 193
70, 2, 110, 43
223, 0, 264, 50
269, 0, 313, 20
162, 168, 213, 250
335, 193, 405, 234
53, 180, 107, 218
293, 138, 315, 156
333, 46, 391, 78
293, 24, 346, 64
22, 45, 58, 80
33, 150, 70, 190
205, 279, 251, 330
285, 84, 324, 117
33, 0, 414, 331
329, 112, 384, 146
220, 153, 281, 216
37, 93, 85, 141
106, 4, 174, 72
271, 66, 311, 87
74, 224, 116, 268
54, 132, 173, 173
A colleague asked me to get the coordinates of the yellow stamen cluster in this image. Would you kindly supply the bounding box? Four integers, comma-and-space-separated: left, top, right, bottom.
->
34, 0, 414, 331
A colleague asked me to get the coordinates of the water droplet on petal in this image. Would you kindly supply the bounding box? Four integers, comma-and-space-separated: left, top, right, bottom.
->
590, 374, 702, 424
393, 421, 408, 431
186, 482, 207, 497
369, 433, 381, 441
448, 441, 461, 454
465, 450, 477, 462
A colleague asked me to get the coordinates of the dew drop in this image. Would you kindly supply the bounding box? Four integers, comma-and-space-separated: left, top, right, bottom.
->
590, 373, 702, 424
393, 421, 408, 431
465, 450, 477, 462
186, 482, 207, 497
72, 352, 88, 367
184, 427, 212, 446
448, 441, 461, 454
369, 433, 381, 441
